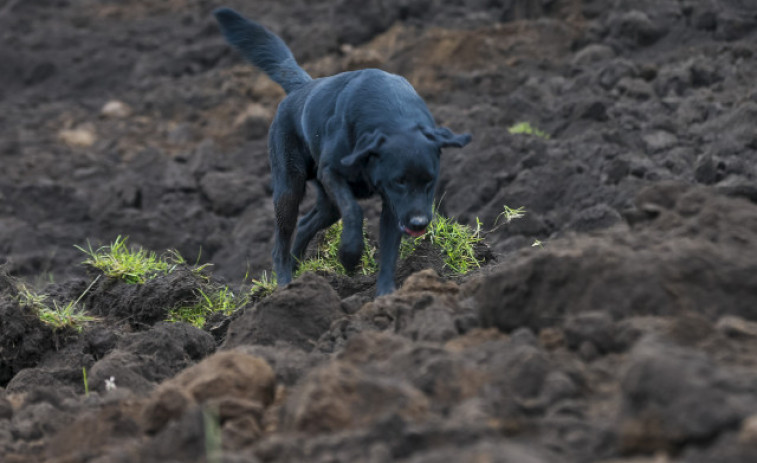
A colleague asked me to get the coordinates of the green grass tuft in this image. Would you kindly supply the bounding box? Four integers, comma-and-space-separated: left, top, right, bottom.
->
496, 205, 526, 225
250, 271, 277, 298
296, 211, 490, 278
16, 279, 99, 332
508, 121, 550, 139
75, 236, 192, 284
37, 300, 97, 332
296, 220, 377, 277
400, 211, 484, 274
166, 286, 245, 329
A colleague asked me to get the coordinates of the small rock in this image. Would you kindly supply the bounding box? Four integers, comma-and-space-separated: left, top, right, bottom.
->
100, 100, 132, 118
58, 125, 96, 148
642, 130, 678, 153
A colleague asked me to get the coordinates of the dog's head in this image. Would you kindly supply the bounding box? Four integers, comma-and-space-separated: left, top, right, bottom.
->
342, 125, 471, 237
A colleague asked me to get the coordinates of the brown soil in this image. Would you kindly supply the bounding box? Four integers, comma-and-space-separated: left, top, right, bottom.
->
2, 0, 757, 462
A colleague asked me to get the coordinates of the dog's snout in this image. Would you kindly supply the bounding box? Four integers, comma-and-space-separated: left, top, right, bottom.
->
408, 216, 429, 231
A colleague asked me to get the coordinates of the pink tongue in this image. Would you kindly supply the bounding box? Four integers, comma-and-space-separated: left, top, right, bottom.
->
404, 227, 426, 237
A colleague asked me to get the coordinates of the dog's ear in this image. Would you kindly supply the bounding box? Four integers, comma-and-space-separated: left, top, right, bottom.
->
421, 126, 472, 148
341, 130, 385, 167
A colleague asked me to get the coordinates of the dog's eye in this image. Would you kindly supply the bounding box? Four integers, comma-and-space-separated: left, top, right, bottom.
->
395, 177, 407, 187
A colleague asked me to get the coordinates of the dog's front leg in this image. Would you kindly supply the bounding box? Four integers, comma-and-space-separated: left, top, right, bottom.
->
376, 203, 402, 296
319, 168, 364, 274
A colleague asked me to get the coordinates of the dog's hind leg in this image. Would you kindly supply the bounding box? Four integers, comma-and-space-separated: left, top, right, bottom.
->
272, 182, 304, 287
269, 138, 307, 287
291, 182, 340, 264
376, 203, 402, 296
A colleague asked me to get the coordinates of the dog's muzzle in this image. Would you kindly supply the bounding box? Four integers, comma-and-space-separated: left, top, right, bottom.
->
401, 216, 429, 237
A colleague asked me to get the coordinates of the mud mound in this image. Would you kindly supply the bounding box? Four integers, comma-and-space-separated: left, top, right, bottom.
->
87, 322, 216, 395
83, 268, 207, 329
141, 351, 275, 435
38, 351, 275, 463
0, 300, 55, 387
223, 273, 344, 352
0, 276, 70, 387
475, 183, 757, 332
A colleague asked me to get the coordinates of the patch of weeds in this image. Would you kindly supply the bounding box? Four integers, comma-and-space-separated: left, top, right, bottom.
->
496, 205, 526, 225
263, 203, 527, 282
508, 121, 550, 139
16, 277, 100, 332
167, 286, 246, 329
296, 220, 377, 277
401, 211, 484, 274
250, 271, 277, 298
15, 284, 49, 312
37, 301, 97, 333
75, 235, 197, 284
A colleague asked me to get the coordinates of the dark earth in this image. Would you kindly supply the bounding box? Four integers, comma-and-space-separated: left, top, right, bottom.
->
2, 0, 757, 461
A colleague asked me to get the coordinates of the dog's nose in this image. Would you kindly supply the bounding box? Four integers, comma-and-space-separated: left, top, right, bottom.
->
408, 216, 429, 231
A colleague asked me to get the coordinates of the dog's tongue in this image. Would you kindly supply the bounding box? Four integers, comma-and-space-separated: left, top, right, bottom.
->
404, 227, 426, 238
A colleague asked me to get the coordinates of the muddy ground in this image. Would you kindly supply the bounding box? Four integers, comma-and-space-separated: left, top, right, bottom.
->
1, 0, 757, 461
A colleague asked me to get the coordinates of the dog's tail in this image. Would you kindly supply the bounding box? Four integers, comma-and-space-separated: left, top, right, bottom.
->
214, 8, 312, 94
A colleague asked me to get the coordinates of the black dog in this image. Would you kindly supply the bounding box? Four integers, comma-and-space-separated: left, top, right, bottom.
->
214, 8, 471, 295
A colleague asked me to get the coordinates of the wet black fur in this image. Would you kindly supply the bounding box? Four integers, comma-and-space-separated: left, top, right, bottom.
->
214, 8, 471, 295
